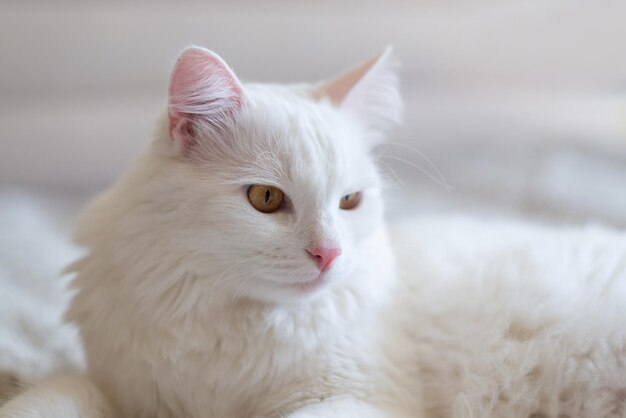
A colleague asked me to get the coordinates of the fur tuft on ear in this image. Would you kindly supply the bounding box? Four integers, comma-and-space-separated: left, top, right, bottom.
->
313, 47, 402, 134
168, 47, 244, 151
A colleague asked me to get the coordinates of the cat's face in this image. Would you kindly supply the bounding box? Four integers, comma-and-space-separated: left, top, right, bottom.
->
153, 47, 401, 304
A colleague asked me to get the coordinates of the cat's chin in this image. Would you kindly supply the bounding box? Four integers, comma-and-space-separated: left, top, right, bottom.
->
246, 272, 337, 304
292, 272, 327, 293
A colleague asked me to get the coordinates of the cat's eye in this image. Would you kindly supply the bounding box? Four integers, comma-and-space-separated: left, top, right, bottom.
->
339, 192, 361, 210
247, 184, 285, 213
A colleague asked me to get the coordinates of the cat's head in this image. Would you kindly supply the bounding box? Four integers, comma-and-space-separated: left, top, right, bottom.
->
115, 47, 401, 305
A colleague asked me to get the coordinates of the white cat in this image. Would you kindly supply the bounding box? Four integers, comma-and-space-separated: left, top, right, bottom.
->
1, 46, 625, 418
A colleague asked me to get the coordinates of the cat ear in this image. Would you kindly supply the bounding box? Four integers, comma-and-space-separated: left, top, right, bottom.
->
168, 47, 244, 150
313, 47, 402, 133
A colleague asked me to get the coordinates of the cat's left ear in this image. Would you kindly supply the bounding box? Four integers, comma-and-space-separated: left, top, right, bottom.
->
313, 47, 402, 134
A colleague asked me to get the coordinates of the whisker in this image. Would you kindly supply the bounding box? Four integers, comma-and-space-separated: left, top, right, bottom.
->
228, 275, 258, 320
208, 257, 261, 307
378, 142, 454, 193
242, 299, 253, 340
380, 154, 454, 193
376, 154, 406, 188
231, 275, 256, 307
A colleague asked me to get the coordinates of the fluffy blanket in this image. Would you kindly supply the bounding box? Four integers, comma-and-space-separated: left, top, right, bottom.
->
0, 189, 83, 383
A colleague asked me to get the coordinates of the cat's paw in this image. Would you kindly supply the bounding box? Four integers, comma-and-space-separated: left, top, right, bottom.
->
0, 375, 113, 418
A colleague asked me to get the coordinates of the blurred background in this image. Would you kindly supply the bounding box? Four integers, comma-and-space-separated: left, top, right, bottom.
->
1, 0, 626, 234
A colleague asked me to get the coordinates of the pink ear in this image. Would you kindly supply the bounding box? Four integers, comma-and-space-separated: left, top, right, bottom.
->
314, 53, 382, 106
168, 47, 244, 149
313, 47, 402, 133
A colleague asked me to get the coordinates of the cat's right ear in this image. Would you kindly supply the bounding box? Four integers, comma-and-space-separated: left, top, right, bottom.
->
168, 47, 245, 152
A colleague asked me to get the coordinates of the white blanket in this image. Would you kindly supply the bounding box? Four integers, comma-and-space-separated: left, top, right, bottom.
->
0, 189, 83, 382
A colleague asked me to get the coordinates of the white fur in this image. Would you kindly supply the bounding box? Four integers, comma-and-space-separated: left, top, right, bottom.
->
392, 217, 626, 418
0, 376, 110, 418
64, 49, 415, 418
339, 47, 403, 135
2, 48, 625, 418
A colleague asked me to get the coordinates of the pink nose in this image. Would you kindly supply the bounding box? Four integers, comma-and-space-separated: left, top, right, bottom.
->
307, 247, 342, 271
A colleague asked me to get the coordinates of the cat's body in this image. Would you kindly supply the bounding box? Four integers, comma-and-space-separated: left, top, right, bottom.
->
1, 47, 625, 418
60, 72, 421, 417
65, 140, 417, 417
393, 218, 626, 417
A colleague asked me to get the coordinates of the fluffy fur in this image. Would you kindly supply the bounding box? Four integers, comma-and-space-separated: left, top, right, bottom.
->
392, 217, 626, 417
1, 47, 625, 418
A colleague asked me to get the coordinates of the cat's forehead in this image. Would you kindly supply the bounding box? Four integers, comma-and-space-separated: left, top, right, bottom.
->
222, 86, 378, 196
235, 85, 374, 189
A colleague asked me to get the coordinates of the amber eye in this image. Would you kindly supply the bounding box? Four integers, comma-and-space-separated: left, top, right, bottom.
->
339, 191, 361, 210
247, 184, 284, 213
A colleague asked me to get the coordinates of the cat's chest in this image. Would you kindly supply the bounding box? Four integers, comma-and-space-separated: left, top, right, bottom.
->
149, 309, 379, 418
156, 338, 289, 417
